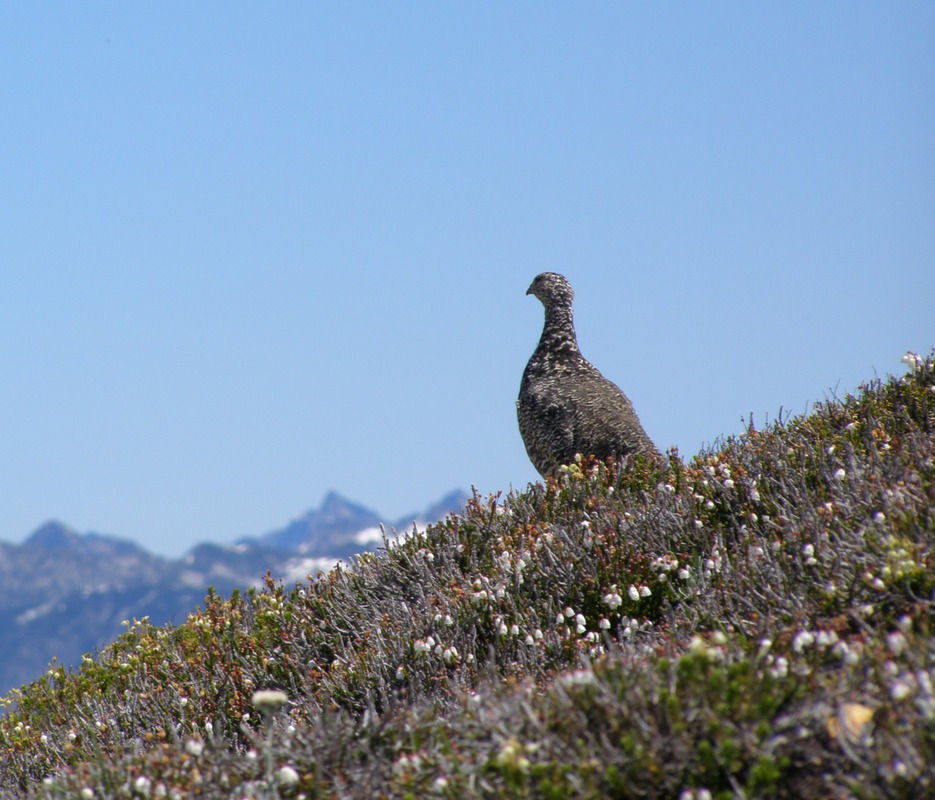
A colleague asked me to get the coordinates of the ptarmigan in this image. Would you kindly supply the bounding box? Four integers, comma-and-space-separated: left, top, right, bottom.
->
517, 272, 658, 478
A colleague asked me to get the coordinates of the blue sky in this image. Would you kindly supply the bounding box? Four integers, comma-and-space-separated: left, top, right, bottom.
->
2, 4, 932, 557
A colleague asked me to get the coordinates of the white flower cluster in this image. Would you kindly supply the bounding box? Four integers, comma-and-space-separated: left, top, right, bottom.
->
392, 750, 426, 776
802, 543, 818, 567
651, 554, 680, 581
602, 586, 623, 610
703, 460, 735, 490
495, 548, 529, 585
687, 632, 727, 662
703, 548, 723, 576
470, 576, 506, 604
776, 626, 862, 671
901, 351, 925, 372
523, 629, 545, 646
680, 789, 713, 800
413, 635, 460, 664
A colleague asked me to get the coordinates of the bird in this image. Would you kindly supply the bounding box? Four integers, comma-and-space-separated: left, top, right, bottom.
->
517, 272, 658, 478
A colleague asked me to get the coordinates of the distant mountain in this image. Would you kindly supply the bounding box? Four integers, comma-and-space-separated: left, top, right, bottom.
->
0, 490, 467, 698
242, 491, 383, 556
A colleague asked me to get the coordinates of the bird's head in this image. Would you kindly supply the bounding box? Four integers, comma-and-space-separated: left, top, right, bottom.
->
526, 272, 574, 309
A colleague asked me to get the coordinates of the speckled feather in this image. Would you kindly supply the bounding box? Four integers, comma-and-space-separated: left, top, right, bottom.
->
517, 272, 658, 478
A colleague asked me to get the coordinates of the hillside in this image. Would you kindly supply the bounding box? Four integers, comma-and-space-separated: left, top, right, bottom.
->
0, 492, 467, 696
1, 355, 933, 799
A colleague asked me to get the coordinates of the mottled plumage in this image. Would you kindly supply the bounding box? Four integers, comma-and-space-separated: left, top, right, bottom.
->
517, 272, 658, 478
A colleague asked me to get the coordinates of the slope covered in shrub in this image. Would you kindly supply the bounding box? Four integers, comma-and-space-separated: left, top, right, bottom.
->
2, 355, 933, 799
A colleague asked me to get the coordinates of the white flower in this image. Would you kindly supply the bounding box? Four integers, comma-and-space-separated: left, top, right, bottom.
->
510, 624, 520, 636
802, 542, 818, 566
792, 630, 815, 653
769, 656, 789, 679
639, 585, 652, 598
678, 568, 690, 580
599, 618, 611, 630
687, 636, 705, 655
902, 351, 923, 371
277, 766, 300, 786
252, 690, 288, 714
603, 591, 623, 610
833, 468, 846, 481
133, 776, 152, 797
890, 679, 912, 701
628, 585, 640, 602
564, 607, 575, 618
886, 631, 907, 656
81, 790, 95, 800
185, 739, 204, 757
524, 634, 535, 645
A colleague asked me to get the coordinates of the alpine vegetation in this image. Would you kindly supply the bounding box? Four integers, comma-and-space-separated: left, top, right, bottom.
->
1, 353, 933, 799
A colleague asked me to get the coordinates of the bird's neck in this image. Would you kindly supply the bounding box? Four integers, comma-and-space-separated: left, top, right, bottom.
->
536, 303, 580, 356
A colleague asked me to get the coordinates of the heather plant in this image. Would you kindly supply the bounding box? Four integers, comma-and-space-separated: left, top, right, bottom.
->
0, 353, 932, 798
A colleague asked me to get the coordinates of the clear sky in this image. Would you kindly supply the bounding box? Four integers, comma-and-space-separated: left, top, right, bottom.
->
2, 4, 932, 557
